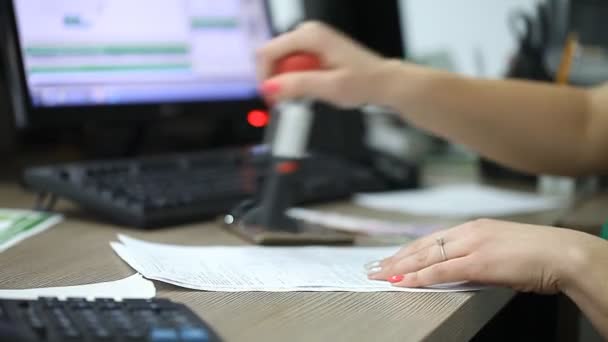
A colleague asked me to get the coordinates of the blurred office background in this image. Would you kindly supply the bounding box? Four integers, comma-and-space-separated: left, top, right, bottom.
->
4, 0, 608, 163
271, 0, 541, 78
284, 0, 608, 187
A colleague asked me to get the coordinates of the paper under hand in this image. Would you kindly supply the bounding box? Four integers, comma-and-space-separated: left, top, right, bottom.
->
287, 208, 444, 237
111, 235, 481, 293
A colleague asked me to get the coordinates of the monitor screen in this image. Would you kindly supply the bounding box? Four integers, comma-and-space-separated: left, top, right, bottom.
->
11, 0, 272, 108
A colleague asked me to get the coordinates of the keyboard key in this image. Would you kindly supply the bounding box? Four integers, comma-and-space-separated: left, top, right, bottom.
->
62, 327, 82, 339
125, 329, 146, 340
39, 297, 60, 308
150, 328, 179, 342
96, 298, 121, 310
180, 328, 211, 342
93, 328, 113, 339
26, 308, 47, 338
68, 297, 91, 310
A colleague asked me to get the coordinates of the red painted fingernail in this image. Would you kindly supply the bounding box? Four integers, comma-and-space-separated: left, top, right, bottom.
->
260, 80, 282, 95
388, 275, 404, 283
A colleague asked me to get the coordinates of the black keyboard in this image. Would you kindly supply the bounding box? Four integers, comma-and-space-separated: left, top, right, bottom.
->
0, 297, 221, 342
23, 146, 411, 228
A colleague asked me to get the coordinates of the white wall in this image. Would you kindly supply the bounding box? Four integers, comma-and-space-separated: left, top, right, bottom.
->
269, 0, 542, 78
403, 0, 543, 78
268, 0, 304, 32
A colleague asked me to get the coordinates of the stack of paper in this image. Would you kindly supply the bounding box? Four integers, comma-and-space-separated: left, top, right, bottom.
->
111, 235, 480, 293
355, 184, 566, 218
287, 208, 444, 237
0, 209, 62, 253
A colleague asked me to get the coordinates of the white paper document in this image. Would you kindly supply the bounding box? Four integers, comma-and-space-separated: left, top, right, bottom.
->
0, 274, 156, 301
111, 235, 481, 293
287, 208, 444, 237
355, 184, 566, 218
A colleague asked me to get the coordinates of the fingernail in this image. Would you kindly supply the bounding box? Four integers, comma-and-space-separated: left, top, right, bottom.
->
388, 275, 404, 283
367, 267, 382, 276
260, 80, 282, 95
364, 261, 381, 271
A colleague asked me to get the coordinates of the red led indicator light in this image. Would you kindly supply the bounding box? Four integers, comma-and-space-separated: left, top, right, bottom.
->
277, 161, 300, 174
247, 110, 269, 128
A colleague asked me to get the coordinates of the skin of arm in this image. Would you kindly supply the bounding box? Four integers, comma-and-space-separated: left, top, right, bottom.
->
560, 235, 608, 338
376, 62, 608, 176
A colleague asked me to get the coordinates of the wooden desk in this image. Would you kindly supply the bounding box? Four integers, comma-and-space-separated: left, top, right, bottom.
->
0, 182, 568, 342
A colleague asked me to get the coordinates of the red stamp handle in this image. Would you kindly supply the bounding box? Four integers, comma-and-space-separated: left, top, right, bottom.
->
274, 53, 322, 75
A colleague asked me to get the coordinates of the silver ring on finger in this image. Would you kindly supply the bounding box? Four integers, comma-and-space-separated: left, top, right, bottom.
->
436, 237, 448, 262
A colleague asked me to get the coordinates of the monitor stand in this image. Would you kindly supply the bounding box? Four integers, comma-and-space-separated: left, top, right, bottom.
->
0, 80, 15, 157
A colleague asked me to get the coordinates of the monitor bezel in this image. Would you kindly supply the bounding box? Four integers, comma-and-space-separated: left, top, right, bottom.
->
4, 0, 274, 128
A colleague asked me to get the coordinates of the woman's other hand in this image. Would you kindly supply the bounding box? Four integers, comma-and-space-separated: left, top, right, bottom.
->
368, 219, 602, 294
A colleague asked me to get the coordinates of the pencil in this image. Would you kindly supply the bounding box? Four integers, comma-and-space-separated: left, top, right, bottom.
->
556, 33, 578, 85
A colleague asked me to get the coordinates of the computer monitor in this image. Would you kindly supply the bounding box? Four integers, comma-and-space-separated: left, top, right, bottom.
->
2, 0, 273, 128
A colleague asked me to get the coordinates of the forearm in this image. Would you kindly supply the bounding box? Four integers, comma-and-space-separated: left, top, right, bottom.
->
561, 238, 608, 339
377, 61, 600, 176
